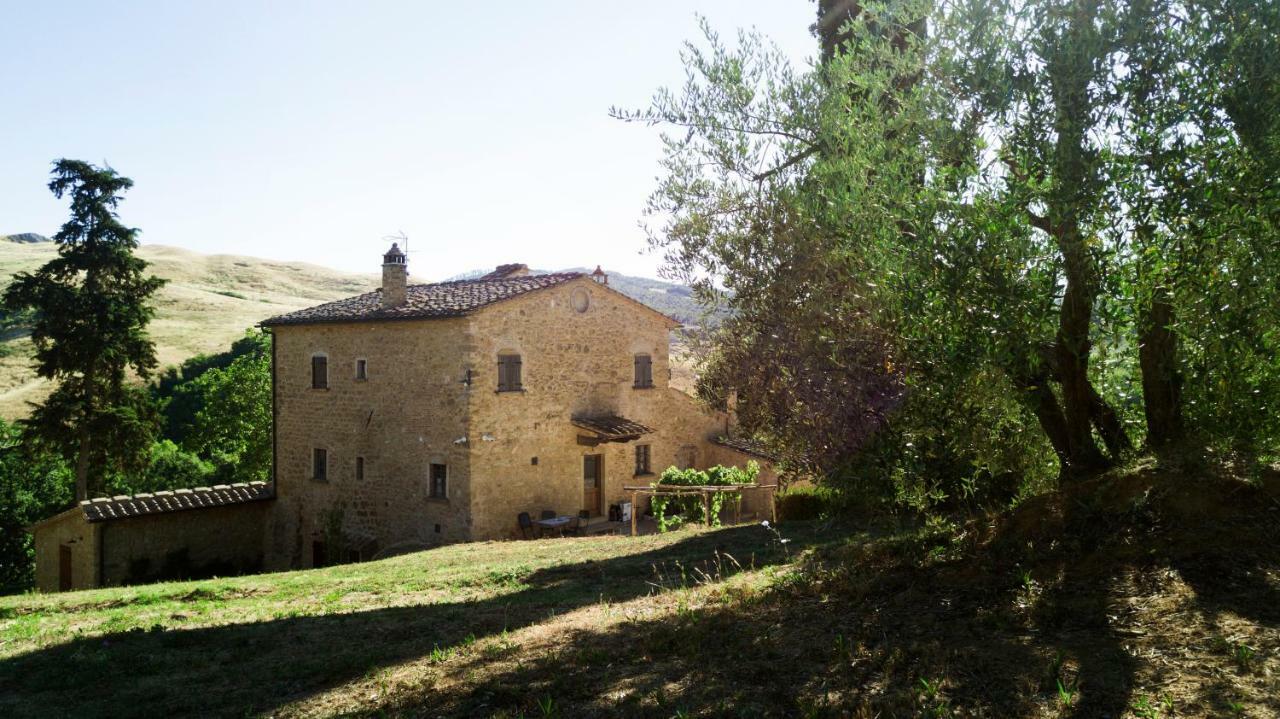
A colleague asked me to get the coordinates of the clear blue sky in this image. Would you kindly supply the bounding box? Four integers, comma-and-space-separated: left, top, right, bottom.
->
2, 1, 817, 281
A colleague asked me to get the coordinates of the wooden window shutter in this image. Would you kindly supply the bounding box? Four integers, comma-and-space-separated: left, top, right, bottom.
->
498, 354, 522, 391
312, 356, 328, 389
635, 354, 652, 387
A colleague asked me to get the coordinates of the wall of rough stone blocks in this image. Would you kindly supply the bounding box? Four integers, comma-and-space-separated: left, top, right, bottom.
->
99, 503, 271, 586
271, 274, 773, 551
463, 277, 737, 539
704, 444, 780, 519
268, 318, 474, 569
31, 508, 100, 592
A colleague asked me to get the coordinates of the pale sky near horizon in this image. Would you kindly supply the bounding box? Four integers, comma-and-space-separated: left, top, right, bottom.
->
2, 1, 818, 282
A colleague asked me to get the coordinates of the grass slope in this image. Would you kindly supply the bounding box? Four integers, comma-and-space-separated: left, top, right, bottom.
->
0, 238, 376, 419
1, 457, 1277, 717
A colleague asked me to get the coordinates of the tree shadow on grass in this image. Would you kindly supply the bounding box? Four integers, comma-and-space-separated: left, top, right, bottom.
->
0, 524, 818, 719
358, 464, 1280, 718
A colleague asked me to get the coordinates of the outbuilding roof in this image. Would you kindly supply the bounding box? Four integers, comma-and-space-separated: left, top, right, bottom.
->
79, 481, 274, 522
713, 436, 779, 462
261, 273, 584, 327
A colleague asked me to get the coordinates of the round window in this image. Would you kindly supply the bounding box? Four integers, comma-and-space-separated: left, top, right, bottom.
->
571, 288, 590, 313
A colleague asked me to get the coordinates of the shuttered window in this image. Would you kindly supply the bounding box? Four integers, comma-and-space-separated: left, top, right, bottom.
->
634, 354, 653, 388
634, 444, 652, 475
313, 448, 328, 481
311, 355, 328, 389
497, 354, 522, 391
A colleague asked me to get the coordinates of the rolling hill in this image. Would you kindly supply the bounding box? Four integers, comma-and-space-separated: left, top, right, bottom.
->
0, 235, 709, 419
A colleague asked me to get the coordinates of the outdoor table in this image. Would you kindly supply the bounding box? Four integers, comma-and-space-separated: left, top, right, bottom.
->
535, 516, 572, 531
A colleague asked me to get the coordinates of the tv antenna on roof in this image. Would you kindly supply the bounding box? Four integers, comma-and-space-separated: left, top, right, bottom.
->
383, 230, 409, 256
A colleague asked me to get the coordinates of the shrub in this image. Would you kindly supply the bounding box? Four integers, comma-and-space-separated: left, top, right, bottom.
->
106, 440, 215, 496
776, 484, 828, 521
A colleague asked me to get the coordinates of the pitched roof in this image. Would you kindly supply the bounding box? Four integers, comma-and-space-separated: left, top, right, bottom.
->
572, 415, 655, 442
480, 263, 530, 279
713, 436, 779, 462
261, 273, 583, 327
80, 482, 273, 523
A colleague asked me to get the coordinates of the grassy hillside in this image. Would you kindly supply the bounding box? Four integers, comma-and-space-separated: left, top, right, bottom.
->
0, 237, 376, 419
1, 458, 1277, 717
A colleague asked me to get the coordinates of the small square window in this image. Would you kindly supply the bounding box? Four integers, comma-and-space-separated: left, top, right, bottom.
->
429, 463, 447, 499
313, 448, 328, 481
355, 359, 368, 381
355, 456, 365, 481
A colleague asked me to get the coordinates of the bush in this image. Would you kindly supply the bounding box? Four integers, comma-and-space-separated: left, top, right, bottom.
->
0, 420, 73, 594
106, 440, 214, 496
775, 484, 828, 522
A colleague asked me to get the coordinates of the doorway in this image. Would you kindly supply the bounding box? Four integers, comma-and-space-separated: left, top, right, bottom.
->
58, 544, 72, 591
583, 454, 603, 517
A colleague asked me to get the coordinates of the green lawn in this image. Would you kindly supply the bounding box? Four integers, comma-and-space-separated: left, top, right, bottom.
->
4, 466, 1277, 718
0, 522, 826, 718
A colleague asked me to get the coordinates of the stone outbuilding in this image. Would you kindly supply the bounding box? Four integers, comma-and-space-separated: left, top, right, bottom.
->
29, 482, 272, 592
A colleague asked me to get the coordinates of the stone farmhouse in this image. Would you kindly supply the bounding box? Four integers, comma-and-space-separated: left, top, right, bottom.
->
29, 245, 775, 591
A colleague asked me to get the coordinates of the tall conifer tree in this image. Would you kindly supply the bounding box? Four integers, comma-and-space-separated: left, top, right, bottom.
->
3, 160, 165, 500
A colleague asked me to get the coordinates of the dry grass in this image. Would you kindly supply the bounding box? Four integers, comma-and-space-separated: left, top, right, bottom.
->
0, 240, 376, 418
2, 457, 1277, 718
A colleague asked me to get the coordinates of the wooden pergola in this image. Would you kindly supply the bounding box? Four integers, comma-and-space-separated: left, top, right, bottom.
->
622, 483, 778, 536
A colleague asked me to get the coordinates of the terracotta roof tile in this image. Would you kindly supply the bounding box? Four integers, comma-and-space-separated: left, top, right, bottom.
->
261, 273, 583, 327
80, 482, 273, 522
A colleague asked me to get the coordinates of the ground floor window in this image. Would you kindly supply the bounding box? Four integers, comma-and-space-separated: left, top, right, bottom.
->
355, 456, 365, 481
429, 463, 447, 499
312, 448, 328, 481
634, 444, 652, 475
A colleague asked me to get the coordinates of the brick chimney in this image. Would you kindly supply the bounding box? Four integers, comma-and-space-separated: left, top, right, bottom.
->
381, 243, 407, 308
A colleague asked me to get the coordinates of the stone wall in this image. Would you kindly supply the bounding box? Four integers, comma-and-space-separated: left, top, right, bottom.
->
99, 502, 270, 586
32, 502, 271, 592
31, 508, 100, 593
464, 277, 733, 539
268, 318, 473, 569
271, 275, 770, 551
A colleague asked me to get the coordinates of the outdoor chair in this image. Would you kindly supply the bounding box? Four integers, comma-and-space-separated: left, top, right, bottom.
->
564, 510, 589, 537
540, 509, 556, 520
517, 512, 535, 539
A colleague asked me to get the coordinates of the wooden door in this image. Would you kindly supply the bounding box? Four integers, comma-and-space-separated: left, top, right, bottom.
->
583, 454, 603, 517
58, 545, 72, 591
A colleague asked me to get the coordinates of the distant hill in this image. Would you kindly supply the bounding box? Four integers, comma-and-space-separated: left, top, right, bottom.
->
450, 266, 722, 328
0, 237, 377, 419
0, 233, 51, 244
0, 240, 713, 418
